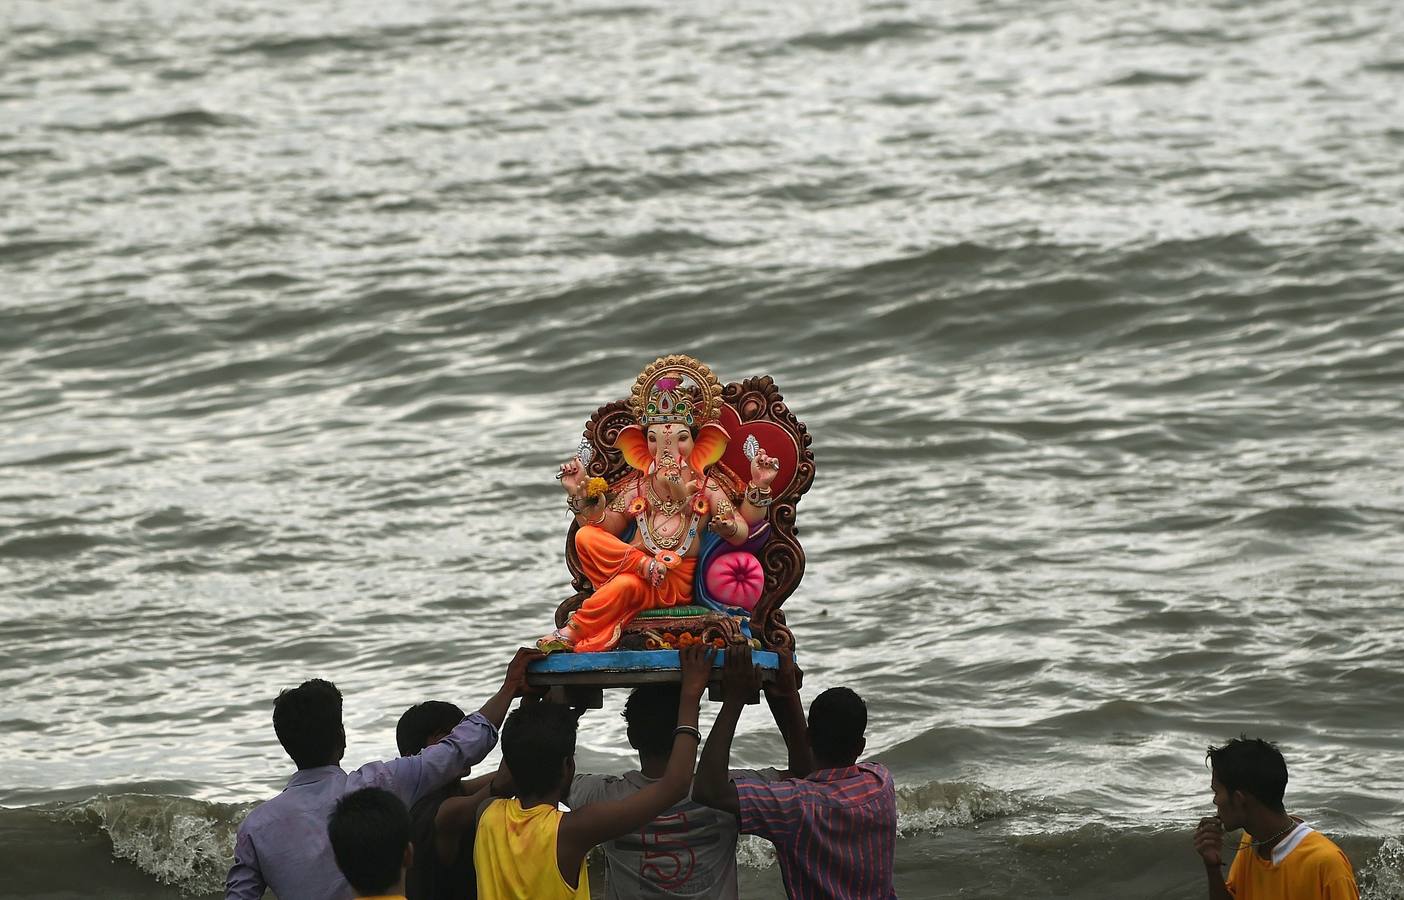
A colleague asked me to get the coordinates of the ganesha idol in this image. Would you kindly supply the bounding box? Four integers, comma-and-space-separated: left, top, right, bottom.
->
536, 354, 814, 657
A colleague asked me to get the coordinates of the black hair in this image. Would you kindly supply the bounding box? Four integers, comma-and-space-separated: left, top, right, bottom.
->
1207, 736, 1288, 813
396, 700, 465, 757
808, 687, 867, 766
273, 678, 344, 769
327, 787, 411, 896
623, 684, 681, 758
501, 703, 578, 797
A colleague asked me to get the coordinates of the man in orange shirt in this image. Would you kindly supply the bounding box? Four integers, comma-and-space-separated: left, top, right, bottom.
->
1192, 736, 1359, 899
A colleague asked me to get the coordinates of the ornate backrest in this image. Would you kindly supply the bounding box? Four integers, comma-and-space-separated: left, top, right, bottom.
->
555, 375, 815, 651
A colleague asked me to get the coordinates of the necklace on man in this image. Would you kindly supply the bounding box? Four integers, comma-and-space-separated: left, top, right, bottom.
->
1248, 819, 1297, 848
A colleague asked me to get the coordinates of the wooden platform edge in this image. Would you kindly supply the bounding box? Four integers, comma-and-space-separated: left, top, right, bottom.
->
525, 650, 788, 708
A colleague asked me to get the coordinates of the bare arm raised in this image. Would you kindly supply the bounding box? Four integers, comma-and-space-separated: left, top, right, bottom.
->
764, 649, 812, 778
434, 767, 512, 866
554, 644, 715, 881
692, 643, 760, 817
475, 648, 544, 728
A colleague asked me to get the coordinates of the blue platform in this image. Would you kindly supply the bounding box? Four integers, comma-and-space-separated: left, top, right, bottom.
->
527, 650, 786, 705
529, 649, 780, 679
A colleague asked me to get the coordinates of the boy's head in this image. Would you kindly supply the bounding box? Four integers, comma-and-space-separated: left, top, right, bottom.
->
807, 687, 867, 768
396, 700, 465, 757
501, 702, 579, 797
328, 787, 412, 898
273, 678, 345, 769
623, 684, 680, 759
1207, 736, 1289, 828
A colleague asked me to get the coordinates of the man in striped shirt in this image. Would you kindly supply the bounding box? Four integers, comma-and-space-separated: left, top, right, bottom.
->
693, 645, 898, 900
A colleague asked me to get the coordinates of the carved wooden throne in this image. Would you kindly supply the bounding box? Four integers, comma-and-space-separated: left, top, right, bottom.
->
553, 375, 815, 655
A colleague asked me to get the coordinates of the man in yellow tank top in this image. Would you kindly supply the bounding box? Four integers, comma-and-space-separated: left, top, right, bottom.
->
1192, 736, 1359, 899
454, 644, 715, 900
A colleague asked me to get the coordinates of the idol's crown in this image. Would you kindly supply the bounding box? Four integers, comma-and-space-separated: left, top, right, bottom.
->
641, 377, 695, 427
629, 355, 724, 428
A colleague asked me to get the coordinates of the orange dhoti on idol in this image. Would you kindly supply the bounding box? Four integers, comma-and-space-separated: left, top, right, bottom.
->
569, 525, 697, 652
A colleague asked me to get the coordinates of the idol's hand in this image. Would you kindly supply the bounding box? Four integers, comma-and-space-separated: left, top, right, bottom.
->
638, 557, 666, 588
657, 457, 700, 502
708, 514, 741, 539
681, 464, 702, 499
559, 458, 587, 495
656, 452, 682, 485
750, 448, 780, 490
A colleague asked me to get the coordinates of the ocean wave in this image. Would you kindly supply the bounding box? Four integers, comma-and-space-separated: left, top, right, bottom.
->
44, 794, 252, 895
3, 230, 1397, 403
1106, 70, 1204, 87
0, 531, 117, 560
783, 19, 935, 52
8, 794, 1398, 895
894, 780, 1036, 833
221, 34, 381, 59
1226, 504, 1378, 536
0, 238, 92, 266
53, 109, 252, 134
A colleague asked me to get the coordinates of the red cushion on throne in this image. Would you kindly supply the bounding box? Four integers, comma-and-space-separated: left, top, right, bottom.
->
704, 551, 765, 612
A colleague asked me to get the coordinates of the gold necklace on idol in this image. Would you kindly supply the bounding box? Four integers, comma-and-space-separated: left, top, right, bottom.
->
637, 478, 700, 555
645, 479, 686, 517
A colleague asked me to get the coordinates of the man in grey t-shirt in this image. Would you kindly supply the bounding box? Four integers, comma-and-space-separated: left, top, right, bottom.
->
568, 684, 776, 900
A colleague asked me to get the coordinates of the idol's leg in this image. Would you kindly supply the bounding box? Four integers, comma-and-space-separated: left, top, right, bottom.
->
568, 572, 655, 653
574, 524, 647, 587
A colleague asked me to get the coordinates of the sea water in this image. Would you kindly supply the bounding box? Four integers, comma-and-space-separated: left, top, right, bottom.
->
3, 0, 1403, 896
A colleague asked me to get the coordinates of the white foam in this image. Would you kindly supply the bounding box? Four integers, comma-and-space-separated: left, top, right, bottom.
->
1360, 836, 1404, 900
736, 834, 779, 870
733, 779, 1034, 868
53, 794, 248, 895
894, 780, 1033, 834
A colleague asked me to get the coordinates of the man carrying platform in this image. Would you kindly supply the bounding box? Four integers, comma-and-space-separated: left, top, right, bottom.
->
692, 645, 898, 900
224, 648, 541, 900
567, 681, 786, 899
459, 644, 716, 900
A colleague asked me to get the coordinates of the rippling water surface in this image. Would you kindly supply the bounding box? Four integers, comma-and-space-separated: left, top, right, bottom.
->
3, 0, 1404, 896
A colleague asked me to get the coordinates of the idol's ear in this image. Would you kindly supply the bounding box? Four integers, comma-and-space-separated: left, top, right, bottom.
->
616, 425, 650, 471
690, 422, 730, 471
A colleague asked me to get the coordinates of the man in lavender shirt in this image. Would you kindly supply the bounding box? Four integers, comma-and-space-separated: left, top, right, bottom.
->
224, 648, 543, 900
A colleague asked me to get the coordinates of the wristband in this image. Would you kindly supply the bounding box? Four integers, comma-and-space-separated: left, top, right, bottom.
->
672, 725, 702, 743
